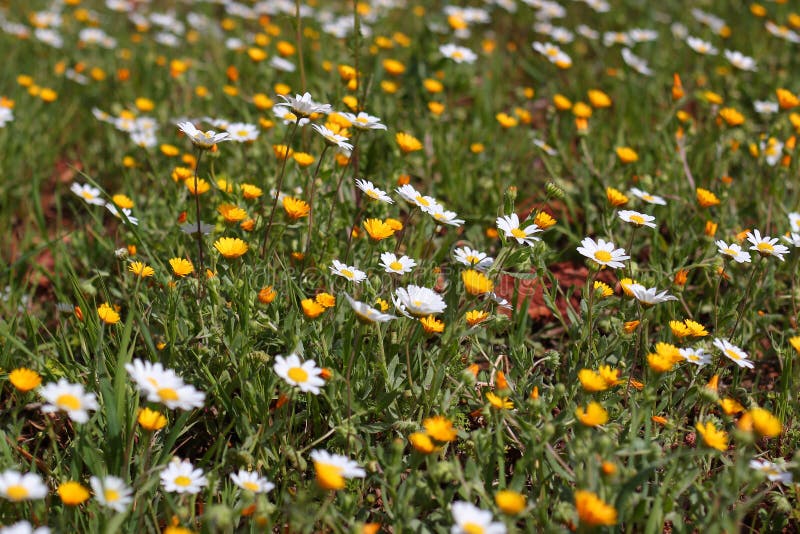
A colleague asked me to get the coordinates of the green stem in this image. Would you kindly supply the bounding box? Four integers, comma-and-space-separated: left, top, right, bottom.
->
261, 120, 300, 258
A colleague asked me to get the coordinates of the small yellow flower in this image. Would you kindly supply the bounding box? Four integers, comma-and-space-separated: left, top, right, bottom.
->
578, 369, 611, 392
423, 78, 444, 93
98, 303, 120, 325
651, 415, 668, 426
703, 91, 724, 105
160, 143, 179, 157
575, 490, 617, 526
593, 281, 613, 297
314, 463, 345, 490
572, 101, 592, 119
273, 144, 294, 160
470, 143, 485, 154
420, 315, 444, 335
615, 146, 639, 164
184, 177, 211, 195
218, 203, 247, 223
705, 220, 718, 237
461, 270, 494, 295
718, 398, 745, 415
58, 481, 90, 506
258, 286, 277, 304
495, 490, 526, 514
684, 319, 708, 337
363, 219, 396, 241
623, 320, 640, 333
695, 421, 728, 451
719, 107, 744, 126
533, 211, 556, 230
301, 298, 325, 319
138, 408, 167, 431
315, 292, 336, 308
408, 432, 438, 454
777, 88, 799, 109
382, 58, 406, 76
465, 310, 489, 326
696, 188, 720, 208
171, 166, 193, 182
790, 336, 800, 354
553, 94, 572, 111
293, 152, 315, 167
282, 197, 311, 220
587, 89, 612, 108
168, 258, 194, 277
748, 407, 781, 438
8, 368, 42, 392
213, 237, 249, 259
129, 261, 155, 278
486, 391, 514, 410
423, 416, 457, 442
112, 194, 134, 209
240, 183, 263, 199
396, 132, 423, 153
601, 461, 617, 476
495, 112, 518, 128
670, 320, 691, 338
575, 402, 608, 427
606, 187, 628, 207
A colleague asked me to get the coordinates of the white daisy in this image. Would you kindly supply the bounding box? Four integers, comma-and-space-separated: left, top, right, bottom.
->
789, 212, 800, 233
747, 230, 790, 261
341, 111, 387, 131
125, 359, 205, 411
343, 293, 396, 324
395, 184, 441, 214
440, 43, 478, 64
629, 285, 678, 306
225, 122, 259, 142
496, 213, 541, 246
450, 501, 507, 534
629, 187, 666, 205
453, 246, 494, 270
379, 252, 416, 275
749, 459, 792, 484
311, 124, 353, 151
71, 183, 106, 206
274, 92, 332, 118
621, 48, 653, 76
393, 285, 447, 317
724, 49, 757, 71
176, 121, 231, 149
686, 36, 718, 55
618, 210, 656, 228
160, 458, 208, 494
782, 233, 800, 248
309, 450, 366, 479
715, 240, 751, 263
713, 338, 755, 369
39, 379, 99, 423
355, 179, 393, 203
90, 476, 133, 513
0, 521, 50, 534
679, 347, 711, 367
329, 260, 367, 283
230, 470, 274, 494
576, 237, 629, 269
761, 138, 784, 166
753, 101, 778, 114
0, 470, 48, 502
532, 138, 557, 156
273, 353, 325, 395
428, 205, 465, 227
273, 106, 310, 127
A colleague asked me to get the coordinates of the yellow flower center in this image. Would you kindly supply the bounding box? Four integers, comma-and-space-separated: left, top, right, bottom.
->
7, 485, 29, 500
510, 228, 527, 239
341, 269, 354, 279
366, 190, 380, 199
594, 250, 612, 262
389, 261, 403, 271
104, 489, 120, 502
80, 191, 95, 200
243, 481, 260, 491
356, 116, 369, 123
642, 194, 654, 201
466, 255, 480, 264
56, 393, 81, 411
174, 476, 192, 487
463, 523, 485, 534
757, 242, 774, 253
288, 367, 308, 383
629, 215, 644, 225
237, 129, 249, 137
724, 349, 741, 360
415, 195, 430, 207
452, 51, 464, 60
157, 387, 179, 401
413, 300, 422, 307
723, 248, 737, 256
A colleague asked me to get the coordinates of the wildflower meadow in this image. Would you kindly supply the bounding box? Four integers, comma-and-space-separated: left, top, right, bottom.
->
2, 0, 800, 532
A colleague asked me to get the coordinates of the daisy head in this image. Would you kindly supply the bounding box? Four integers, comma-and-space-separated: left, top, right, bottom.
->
160, 458, 208, 494
309, 449, 365, 490
450, 501, 507, 534
379, 252, 417, 275
39, 379, 99, 423
576, 237, 629, 269
713, 338, 754, 369
230, 470, 274, 494
496, 213, 541, 246
329, 260, 367, 283
618, 210, 656, 228
355, 179, 393, 203
273, 353, 325, 394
